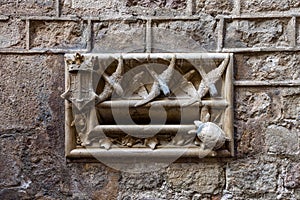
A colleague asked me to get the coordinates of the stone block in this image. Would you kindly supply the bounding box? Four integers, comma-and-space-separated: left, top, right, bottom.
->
280, 88, 300, 122
61, 0, 123, 17
285, 163, 300, 189
195, 0, 234, 16
234, 87, 300, 156
241, 0, 300, 13
297, 17, 300, 46
126, 0, 186, 9
224, 19, 292, 48
0, 0, 56, 16
124, 0, 187, 16
0, 135, 22, 188
235, 88, 282, 122
152, 16, 217, 52
29, 20, 88, 50
226, 157, 278, 196
167, 163, 224, 194
119, 171, 165, 191
235, 53, 300, 81
0, 20, 26, 49
265, 125, 299, 155
92, 21, 145, 53
0, 55, 64, 130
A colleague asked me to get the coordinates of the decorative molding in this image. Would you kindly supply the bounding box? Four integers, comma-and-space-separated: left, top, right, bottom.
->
62, 53, 234, 159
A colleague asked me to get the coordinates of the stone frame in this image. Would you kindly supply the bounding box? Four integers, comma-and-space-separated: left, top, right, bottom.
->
63, 53, 234, 160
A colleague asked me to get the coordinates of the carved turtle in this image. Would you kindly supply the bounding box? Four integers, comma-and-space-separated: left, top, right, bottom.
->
188, 120, 229, 150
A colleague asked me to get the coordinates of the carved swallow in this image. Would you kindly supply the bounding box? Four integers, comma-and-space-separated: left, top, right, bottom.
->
185, 55, 230, 106
135, 55, 176, 107
96, 56, 124, 103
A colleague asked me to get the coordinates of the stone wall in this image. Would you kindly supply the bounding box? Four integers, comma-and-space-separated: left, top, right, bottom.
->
0, 0, 299, 199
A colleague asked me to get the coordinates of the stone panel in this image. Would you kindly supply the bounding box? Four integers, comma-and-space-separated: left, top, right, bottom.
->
235, 87, 300, 155
235, 53, 300, 81
0, 55, 64, 130
0, 0, 56, 16
61, 0, 124, 17
124, 0, 187, 16
29, 20, 88, 50
92, 21, 145, 53
167, 163, 225, 194
297, 17, 300, 46
195, 0, 234, 16
241, 0, 300, 13
265, 125, 299, 155
126, 0, 186, 9
225, 157, 279, 197
0, 135, 23, 188
152, 16, 217, 52
285, 163, 300, 189
0, 20, 26, 49
120, 171, 165, 191
225, 19, 292, 48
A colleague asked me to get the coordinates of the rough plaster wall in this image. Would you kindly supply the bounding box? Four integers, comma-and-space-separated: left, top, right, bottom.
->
0, 0, 299, 200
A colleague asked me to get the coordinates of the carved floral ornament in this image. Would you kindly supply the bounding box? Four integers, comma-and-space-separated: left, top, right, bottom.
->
62, 53, 234, 160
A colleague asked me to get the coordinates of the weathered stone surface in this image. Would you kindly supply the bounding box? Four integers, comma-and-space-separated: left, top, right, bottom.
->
0, 20, 26, 49
235, 87, 300, 155
0, 55, 64, 130
285, 163, 300, 189
0, 0, 56, 16
153, 15, 217, 52
167, 163, 225, 194
0, 135, 22, 188
235, 119, 266, 156
61, 0, 124, 17
67, 164, 119, 199
124, 0, 187, 16
195, 0, 234, 16
235, 88, 282, 122
297, 19, 300, 46
225, 19, 292, 48
120, 171, 165, 190
225, 157, 279, 197
126, 0, 186, 9
280, 88, 300, 125
93, 21, 145, 53
241, 0, 300, 13
29, 20, 87, 49
265, 125, 299, 155
235, 53, 300, 81
1, 0, 300, 199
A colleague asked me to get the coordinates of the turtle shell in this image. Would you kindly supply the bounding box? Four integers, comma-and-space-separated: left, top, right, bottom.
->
196, 122, 226, 150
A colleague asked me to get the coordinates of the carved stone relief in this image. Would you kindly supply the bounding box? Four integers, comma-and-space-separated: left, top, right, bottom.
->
62, 53, 234, 159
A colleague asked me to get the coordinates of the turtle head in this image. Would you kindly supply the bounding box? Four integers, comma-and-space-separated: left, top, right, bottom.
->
194, 120, 205, 133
